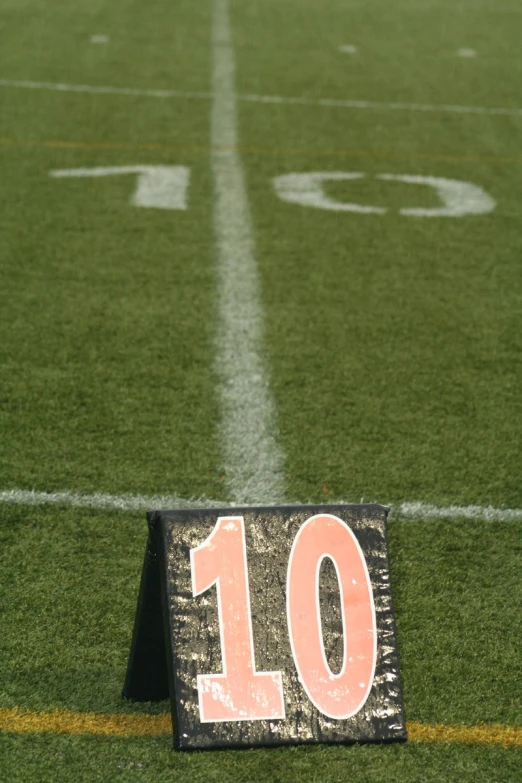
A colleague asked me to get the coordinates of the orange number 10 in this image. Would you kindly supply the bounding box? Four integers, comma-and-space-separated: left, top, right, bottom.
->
190, 514, 376, 723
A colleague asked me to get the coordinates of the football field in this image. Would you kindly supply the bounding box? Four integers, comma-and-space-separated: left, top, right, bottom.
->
1, 0, 521, 780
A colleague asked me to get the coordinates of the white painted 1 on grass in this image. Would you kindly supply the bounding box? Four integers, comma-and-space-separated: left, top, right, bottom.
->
49, 165, 190, 210
273, 172, 496, 217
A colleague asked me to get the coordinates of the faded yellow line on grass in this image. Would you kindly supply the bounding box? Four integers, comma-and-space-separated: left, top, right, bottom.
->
407, 721, 522, 748
0, 708, 171, 738
0, 708, 521, 747
1, 136, 522, 165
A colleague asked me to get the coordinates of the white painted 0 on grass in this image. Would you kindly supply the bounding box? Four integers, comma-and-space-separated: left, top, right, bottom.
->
210, 0, 286, 505
91, 34, 110, 44
274, 171, 496, 217
1, 488, 521, 522
274, 172, 385, 214
457, 48, 477, 58
378, 174, 496, 217
339, 44, 357, 54
2, 78, 522, 118
50, 165, 190, 210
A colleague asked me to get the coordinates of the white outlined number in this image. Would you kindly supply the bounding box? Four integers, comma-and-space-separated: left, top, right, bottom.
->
190, 513, 377, 723
190, 516, 285, 722
287, 514, 376, 719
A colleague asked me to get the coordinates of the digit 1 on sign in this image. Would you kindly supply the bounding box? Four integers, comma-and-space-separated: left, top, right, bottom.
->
190, 516, 285, 722
287, 514, 377, 719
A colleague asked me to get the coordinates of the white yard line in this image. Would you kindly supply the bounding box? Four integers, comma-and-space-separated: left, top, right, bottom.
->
1, 77, 522, 118
239, 92, 522, 117
211, 0, 286, 505
393, 501, 522, 522
1, 489, 521, 522
0, 489, 217, 511
0, 78, 211, 101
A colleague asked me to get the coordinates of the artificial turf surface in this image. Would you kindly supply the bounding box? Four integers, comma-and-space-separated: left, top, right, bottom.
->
1, 0, 521, 780
2, 734, 521, 783
1, 505, 521, 779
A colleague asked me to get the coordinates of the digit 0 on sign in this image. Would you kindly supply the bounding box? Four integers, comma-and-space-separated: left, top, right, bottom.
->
190, 516, 285, 722
287, 514, 376, 718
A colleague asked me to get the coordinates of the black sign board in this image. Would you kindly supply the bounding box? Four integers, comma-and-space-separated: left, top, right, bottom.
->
123, 504, 406, 750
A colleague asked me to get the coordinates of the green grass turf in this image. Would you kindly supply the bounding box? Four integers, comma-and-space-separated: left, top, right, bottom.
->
232, 0, 522, 108
0, 137, 225, 500
1, 733, 521, 783
235, 0, 522, 508
1, 0, 521, 779
1, 504, 521, 779
0, 0, 223, 501
247, 120, 522, 506
0, 0, 211, 92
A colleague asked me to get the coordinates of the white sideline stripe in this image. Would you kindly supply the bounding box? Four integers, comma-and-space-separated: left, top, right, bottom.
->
1, 77, 522, 118
0, 78, 211, 101
0, 489, 216, 511
239, 92, 522, 117
1, 489, 521, 522
393, 502, 522, 522
211, 0, 286, 505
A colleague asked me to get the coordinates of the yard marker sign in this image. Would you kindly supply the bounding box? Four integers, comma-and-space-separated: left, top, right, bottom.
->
123, 505, 406, 749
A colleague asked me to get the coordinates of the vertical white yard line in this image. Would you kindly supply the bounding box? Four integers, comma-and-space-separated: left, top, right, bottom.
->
211, 0, 286, 505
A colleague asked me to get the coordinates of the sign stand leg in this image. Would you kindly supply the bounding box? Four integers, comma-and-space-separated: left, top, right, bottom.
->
123, 514, 169, 702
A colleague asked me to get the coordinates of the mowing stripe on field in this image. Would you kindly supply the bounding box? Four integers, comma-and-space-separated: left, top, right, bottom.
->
2, 77, 522, 118
210, 0, 286, 505
0, 709, 520, 747
1, 489, 522, 522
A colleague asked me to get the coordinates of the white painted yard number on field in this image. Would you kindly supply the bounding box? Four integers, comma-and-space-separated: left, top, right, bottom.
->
273, 172, 496, 217
190, 514, 376, 722
50, 165, 190, 210
49, 166, 495, 218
